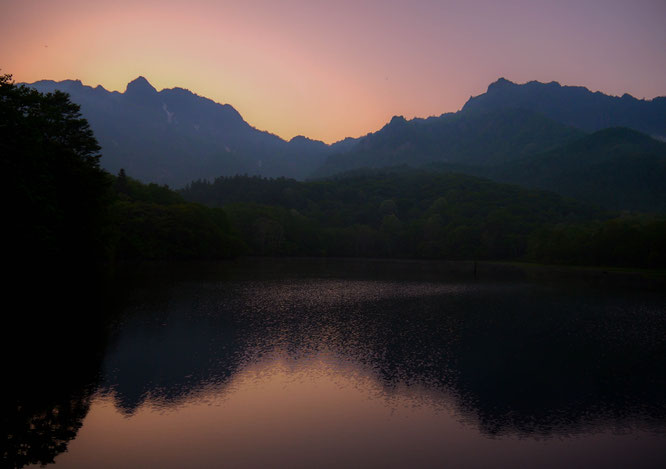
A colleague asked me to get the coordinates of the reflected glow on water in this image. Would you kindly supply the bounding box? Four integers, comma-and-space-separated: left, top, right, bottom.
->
11, 260, 666, 468
57, 351, 665, 469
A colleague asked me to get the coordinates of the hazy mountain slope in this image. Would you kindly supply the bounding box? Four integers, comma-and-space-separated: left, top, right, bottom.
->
26, 77, 330, 186
463, 78, 666, 138
313, 108, 583, 177
488, 128, 666, 212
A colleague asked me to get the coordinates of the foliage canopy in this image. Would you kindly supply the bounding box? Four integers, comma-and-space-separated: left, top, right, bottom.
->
1, 73, 110, 268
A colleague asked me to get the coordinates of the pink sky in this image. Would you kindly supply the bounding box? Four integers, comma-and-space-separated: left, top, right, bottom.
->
2, 0, 665, 143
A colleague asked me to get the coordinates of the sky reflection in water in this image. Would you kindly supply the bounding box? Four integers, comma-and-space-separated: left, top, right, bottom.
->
26, 261, 666, 468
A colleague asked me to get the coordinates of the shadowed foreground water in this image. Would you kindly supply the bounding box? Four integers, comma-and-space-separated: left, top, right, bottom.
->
4, 259, 666, 468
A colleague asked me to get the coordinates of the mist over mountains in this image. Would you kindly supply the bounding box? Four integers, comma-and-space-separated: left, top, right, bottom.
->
25, 76, 666, 212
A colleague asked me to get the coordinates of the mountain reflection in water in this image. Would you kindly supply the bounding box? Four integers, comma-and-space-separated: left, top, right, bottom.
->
4, 259, 666, 468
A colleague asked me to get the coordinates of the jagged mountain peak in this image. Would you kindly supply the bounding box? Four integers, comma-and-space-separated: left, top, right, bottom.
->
463, 77, 666, 137
487, 77, 515, 91
125, 76, 157, 95
290, 135, 317, 143
23, 75, 333, 186
379, 115, 408, 132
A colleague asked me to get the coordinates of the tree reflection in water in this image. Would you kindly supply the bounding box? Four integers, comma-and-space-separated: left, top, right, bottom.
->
2, 260, 665, 468
100, 261, 666, 436
1, 283, 109, 468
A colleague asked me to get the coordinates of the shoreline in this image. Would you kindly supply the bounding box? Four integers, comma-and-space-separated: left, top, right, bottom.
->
110, 256, 666, 291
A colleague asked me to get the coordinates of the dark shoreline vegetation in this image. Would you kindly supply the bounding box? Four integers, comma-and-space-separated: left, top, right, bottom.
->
180, 172, 666, 268
3, 74, 666, 277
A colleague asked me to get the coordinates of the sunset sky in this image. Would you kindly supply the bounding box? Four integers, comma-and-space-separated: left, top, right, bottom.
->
2, 0, 665, 143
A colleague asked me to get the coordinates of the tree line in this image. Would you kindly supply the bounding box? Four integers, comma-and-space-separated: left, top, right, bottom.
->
182, 171, 666, 268
3, 73, 664, 271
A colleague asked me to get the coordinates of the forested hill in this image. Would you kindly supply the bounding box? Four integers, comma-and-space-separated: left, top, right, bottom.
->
179, 169, 662, 267
485, 127, 666, 213
183, 168, 596, 223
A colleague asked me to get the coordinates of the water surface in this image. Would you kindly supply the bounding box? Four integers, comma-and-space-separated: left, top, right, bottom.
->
5, 259, 666, 468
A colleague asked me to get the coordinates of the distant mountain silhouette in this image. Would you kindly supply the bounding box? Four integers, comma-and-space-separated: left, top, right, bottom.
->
314, 108, 583, 177
463, 77, 666, 138
25, 77, 335, 187
25, 76, 666, 209
314, 79, 666, 212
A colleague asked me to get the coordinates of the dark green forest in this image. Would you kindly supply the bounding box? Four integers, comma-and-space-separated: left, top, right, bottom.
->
481, 127, 666, 213
181, 171, 666, 268
108, 170, 245, 260
3, 74, 665, 270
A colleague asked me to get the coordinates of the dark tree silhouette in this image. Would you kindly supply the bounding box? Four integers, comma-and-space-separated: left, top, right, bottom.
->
1, 73, 110, 274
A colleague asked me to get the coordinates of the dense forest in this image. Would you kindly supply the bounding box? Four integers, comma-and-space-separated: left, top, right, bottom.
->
3, 74, 665, 271
108, 170, 245, 260
182, 171, 666, 268
476, 127, 666, 212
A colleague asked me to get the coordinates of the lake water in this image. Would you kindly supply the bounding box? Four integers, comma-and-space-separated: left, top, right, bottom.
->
5, 259, 666, 468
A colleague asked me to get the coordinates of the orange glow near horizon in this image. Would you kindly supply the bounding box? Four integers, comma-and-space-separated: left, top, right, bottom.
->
3, 0, 665, 143
53, 353, 461, 468
50, 351, 666, 468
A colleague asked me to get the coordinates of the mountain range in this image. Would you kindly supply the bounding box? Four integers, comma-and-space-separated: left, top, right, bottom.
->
463, 77, 666, 137
315, 79, 666, 212
26, 77, 345, 186
25, 76, 666, 212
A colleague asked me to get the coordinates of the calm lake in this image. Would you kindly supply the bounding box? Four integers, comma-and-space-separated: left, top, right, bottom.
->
5, 259, 666, 468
